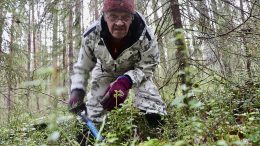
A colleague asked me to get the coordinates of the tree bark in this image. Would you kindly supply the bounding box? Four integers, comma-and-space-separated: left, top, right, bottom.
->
61, 1, 68, 100
210, 0, 233, 77
68, 3, 73, 90
186, 2, 201, 61
26, 1, 32, 108
7, 13, 15, 121
171, 0, 187, 86
170, 0, 192, 102
240, 0, 252, 80
52, 4, 59, 109
196, 0, 221, 73
94, 0, 99, 20
75, 0, 82, 49
62, 3, 67, 87
32, 0, 40, 110
152, 0, 167, 71
0, 9, 6, 53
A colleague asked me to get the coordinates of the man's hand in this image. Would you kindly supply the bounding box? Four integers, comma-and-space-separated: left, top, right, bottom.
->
68, 89, 86, 114
100, 75, 132, 111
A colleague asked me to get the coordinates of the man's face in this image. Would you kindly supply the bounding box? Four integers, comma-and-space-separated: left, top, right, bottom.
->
104, 11, 133, 40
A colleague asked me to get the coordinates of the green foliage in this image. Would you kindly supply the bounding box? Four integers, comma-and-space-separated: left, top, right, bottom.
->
0, 107, 79, 145
1, 81, 259, 146
95, 101, 144, 145
1, 1, 260, 145
1, 33, 259, 146
167, 73, 260, 145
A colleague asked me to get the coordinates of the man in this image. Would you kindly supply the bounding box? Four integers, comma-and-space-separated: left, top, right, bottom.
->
68, 0, 166, 144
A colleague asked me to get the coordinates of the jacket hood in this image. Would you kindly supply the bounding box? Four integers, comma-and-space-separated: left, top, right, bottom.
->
100, 12, 146, 51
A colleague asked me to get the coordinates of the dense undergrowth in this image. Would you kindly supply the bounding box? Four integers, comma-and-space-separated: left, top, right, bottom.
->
0, 79, 259, 146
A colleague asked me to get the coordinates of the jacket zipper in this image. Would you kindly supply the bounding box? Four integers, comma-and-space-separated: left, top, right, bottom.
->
100, 28, 146, 71
101, 38, 117, 72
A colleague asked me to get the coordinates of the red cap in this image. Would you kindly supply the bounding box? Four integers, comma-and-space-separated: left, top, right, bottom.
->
103, 0, 135, 14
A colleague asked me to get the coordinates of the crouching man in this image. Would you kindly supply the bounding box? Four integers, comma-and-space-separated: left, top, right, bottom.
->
68, 0, 167, 145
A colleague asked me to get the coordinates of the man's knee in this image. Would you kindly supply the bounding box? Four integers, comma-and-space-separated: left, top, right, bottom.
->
139, 110, 165, 128
145, 112, 165, 128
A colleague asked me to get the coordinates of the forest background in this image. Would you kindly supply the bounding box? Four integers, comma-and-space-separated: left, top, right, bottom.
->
0, 0, 259, 145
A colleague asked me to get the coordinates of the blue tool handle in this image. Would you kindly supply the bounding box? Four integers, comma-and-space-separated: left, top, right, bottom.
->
79, 114, 104, 141
86, 120, 103, 141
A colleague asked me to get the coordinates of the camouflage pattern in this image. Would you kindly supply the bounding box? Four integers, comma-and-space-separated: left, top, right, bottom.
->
71, 12, 167, 122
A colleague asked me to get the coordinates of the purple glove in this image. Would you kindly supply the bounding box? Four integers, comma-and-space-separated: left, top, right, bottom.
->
100, 75, 132, 111
68, 89, 86, 114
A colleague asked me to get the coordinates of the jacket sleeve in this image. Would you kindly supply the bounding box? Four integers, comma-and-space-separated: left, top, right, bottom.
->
70, 32, 97, 92
125, 29, 160, 87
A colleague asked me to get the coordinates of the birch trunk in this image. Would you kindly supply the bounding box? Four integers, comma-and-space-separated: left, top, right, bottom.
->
26, 1, 31, 108
68, 3, 73, 90
240, 0, 252, 80
0, 9, 5, 53
52, 6, 59, 108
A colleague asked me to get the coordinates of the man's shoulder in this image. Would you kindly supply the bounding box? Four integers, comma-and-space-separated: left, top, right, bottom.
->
83, 26, 96, 38
143, 27, 155, 42
83, 21, 100, 38
145, 29, 152, 41
134, 12, 155, 42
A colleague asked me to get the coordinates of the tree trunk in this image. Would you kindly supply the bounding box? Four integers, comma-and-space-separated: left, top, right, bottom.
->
32, 0, 36, 72
152, 0, 167, 71
62, 1, 68, 100
170, 0, 191, 94
186, 2, 201, 61
94, 0, 99, 20
7, 11, 16, 121
52, 12, 58, 67
75, 0, 82, 49
210, 0, 233, 77
196, 0, 221, 73
68, 3, 73, 90
36, 0, 42, 110
26, 1, 31, 108
136, 0, 149, 18
0, 9, 6, 53
62, 17, 67, 87
52, 6, 59, 109
170, 0, 193, 109
240, 0, 252, 80
32, 0, 40, 110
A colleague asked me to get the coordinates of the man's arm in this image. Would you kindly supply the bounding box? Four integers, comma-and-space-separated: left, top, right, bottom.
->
68, 28, 97, 113
125, 29, 160, 87
71, 33, 97, 92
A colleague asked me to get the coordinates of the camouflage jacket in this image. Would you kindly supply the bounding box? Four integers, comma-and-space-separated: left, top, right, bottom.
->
71, 12, 160, 92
